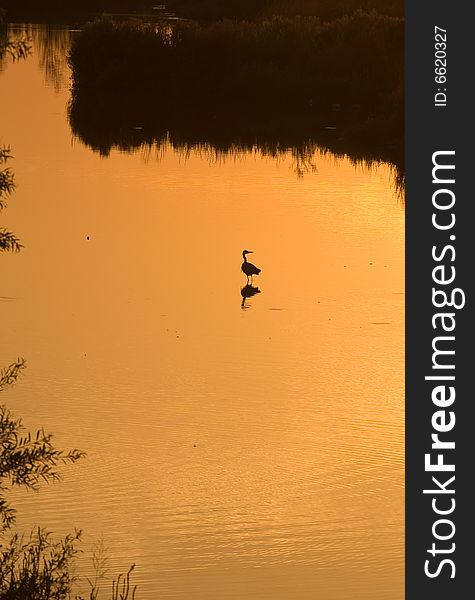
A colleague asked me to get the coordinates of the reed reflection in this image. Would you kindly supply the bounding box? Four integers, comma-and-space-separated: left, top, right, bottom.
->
7, 23, 72, 92
68, 95, 404, 189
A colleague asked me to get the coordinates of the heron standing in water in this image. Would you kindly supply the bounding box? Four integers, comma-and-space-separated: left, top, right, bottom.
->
241, 250, 261, 283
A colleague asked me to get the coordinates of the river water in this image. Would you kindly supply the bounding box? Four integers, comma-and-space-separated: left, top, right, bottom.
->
0, 24, 404, 600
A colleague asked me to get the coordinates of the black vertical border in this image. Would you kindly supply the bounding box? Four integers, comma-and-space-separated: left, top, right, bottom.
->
406, 1, 474, 599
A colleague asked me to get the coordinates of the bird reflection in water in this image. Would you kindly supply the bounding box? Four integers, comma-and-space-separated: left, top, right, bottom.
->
241, 284, 261, 310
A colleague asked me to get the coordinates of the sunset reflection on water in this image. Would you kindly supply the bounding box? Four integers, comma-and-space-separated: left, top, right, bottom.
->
1, 27, 404, 600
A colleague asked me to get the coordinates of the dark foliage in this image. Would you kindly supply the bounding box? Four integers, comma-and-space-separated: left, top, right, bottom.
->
69, 13, 403, 115
0, 0, 404, 23
0, 148, 23, 253
68, 13, 403, 185
0, 2, 150, 23
0, 361, 85, 532
168, 0, 403, 21
0, 529, 82, 600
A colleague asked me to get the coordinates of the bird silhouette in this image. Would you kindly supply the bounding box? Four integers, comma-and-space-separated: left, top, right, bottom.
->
241, 250, 261, 284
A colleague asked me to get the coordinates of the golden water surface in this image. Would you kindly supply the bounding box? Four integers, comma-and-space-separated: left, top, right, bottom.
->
0, 27, 404, 600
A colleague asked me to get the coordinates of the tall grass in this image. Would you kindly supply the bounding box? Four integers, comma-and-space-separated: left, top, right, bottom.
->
68, 12, 403, 186
168, 0, 404, 21
70, 12, 403, 121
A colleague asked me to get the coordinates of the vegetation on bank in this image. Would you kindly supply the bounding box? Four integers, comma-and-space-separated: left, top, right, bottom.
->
69, 12, 403, 116
0, 0, 403, 23
0, 147, 23, 253
1, 22, 29, 251
68, 11, 403, 181
168, 0, 404, 21
0, 1, 150, 24
0, 358, 138, 600
0, 358, 84, 599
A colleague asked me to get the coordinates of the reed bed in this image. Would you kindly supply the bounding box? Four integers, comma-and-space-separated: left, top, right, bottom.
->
69, 12, 403, 121
68, 12, 403, 180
